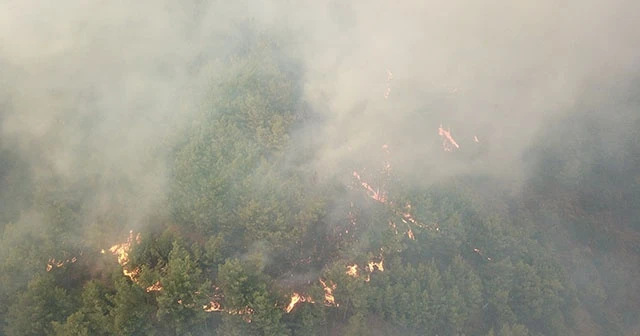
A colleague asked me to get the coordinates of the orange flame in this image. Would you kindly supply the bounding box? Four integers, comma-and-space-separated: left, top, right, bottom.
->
146, 281, 162, 293
346, 264, 359, 277
203, 301, 223, 312
366, 258, 384, 273
438, 124, 460, 151
123, 267, 141, 280
352, 171, 387, 203
352, 153, 441, 240
107, 230, 141, 281
319, 279, 337, 307
397, 202, 440, 232
219, 307, 254, 323
205, 305, 254, 319
285, 293, 314, 313
388, 220, 398, 234
202, 287, 253, 321
407, 228, 415, 240
46, 256, 78, 272
402, 210, 417, 224
363, 253, 386, 282
286, 293, 302, 313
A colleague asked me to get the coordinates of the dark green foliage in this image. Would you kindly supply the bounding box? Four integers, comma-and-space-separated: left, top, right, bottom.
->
52, 312, 90, 336
218, 258, 290, 335
156, 241, 211, 335
77, 281, 115, 335
111, 276, 156, 335
169, 36, 302, 237
4, 274, 73, 336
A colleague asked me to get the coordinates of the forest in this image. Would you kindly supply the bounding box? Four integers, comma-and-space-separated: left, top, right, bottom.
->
1, 1, 640, 336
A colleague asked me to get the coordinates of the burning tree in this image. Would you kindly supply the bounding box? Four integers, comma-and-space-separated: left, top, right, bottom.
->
105, 230, 141, 281
285, 292, 315, 313
438, 124, 460, 152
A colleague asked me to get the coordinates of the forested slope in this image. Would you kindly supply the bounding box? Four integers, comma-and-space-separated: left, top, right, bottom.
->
1, 26, 639, 336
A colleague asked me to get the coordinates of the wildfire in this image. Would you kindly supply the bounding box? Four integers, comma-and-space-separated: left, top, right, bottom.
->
108, 230, 138, 265
202, 303, 254, 323
346, 264, 359, 277
402, 209, 417, 224
286, 293, 302, 313
473, 248, 493, 261
366, 258, 384, 273
351, 148, 440, 241
337, 255, 386, 283
105, 233, 248, 319
285, 292, 314, 313
146, 281, 163, 293
200, 287, 254, 321
177, 299, 196, 307
123, 267, 141, 280
351, 144, 392, 203
388, 220, 398, 234
352, 155, 441, 239
203, 301, 223, 312
224, 307, 255, 323
352, 170, 387, 203
106, 230, 141, 281
45, 262, 61, 272
319, 279, 337, 307
205, 304, 254, 321
45, 256, 78, 272
398, 202, 439, 232
346, 255, 385, 282
438, 124, 460, 151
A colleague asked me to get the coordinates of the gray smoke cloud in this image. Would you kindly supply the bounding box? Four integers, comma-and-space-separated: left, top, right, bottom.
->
1, 0, 211, 230
1, 0, 639, 236
1, 1, 640, 334
290, 0, 640, 186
